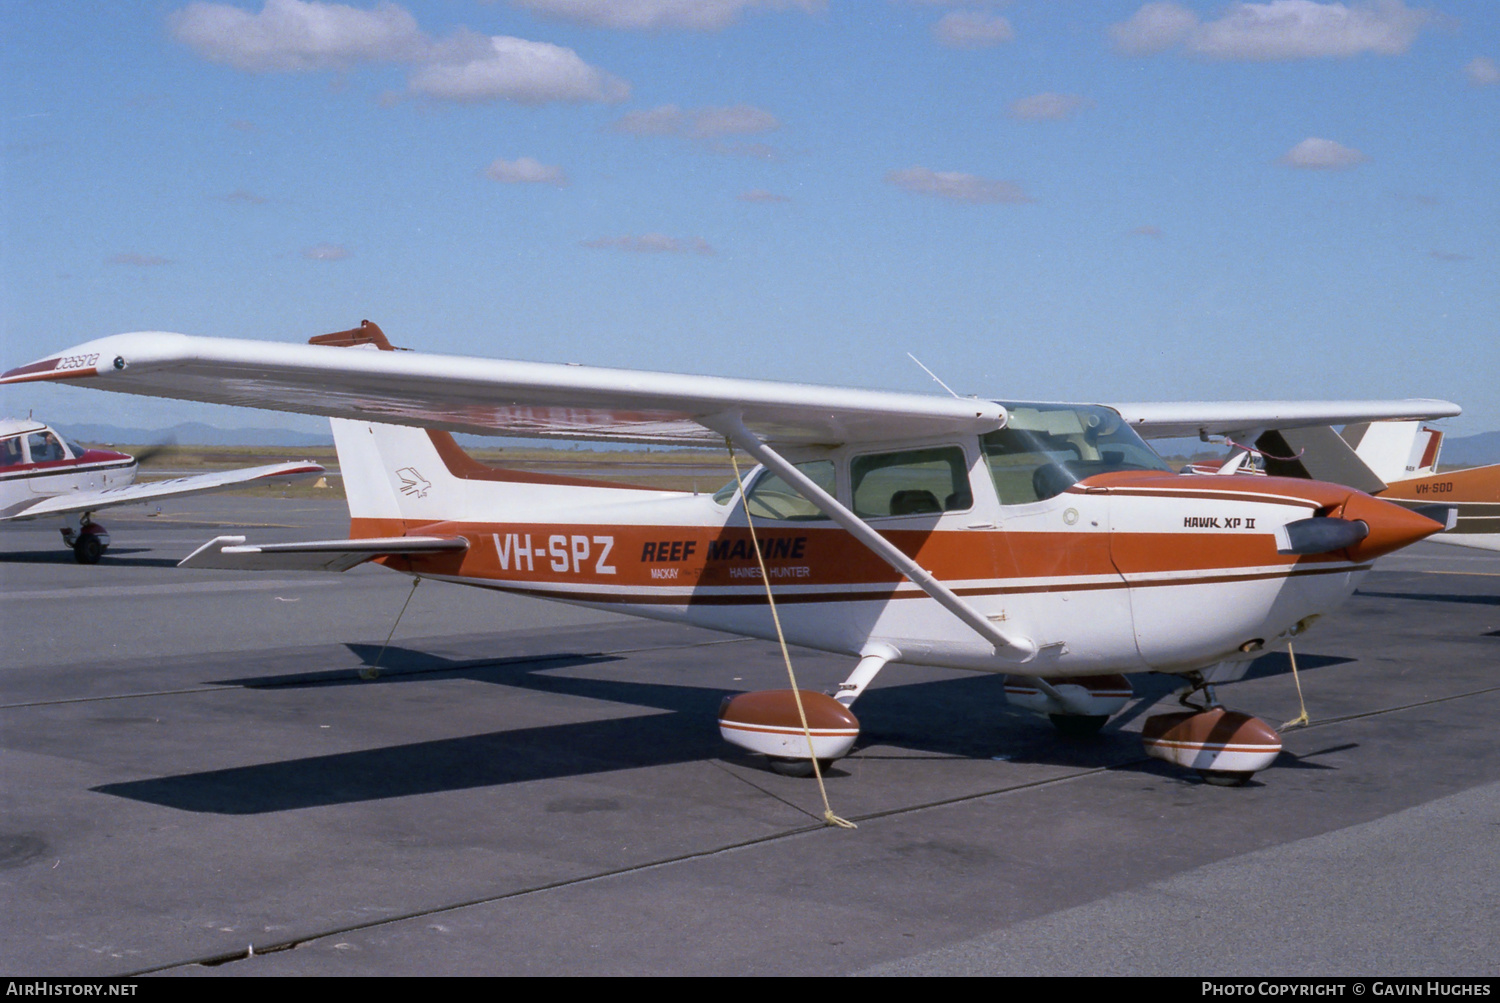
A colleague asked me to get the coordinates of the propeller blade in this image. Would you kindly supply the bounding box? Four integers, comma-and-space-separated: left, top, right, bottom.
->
1275, 516, 1370, 555
129, 439, 177, 466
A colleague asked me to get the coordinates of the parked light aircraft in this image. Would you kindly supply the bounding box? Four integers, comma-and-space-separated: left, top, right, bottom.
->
1150, 420, 1498, 552
1, 322, 1460, 781
0, 417, 324, 563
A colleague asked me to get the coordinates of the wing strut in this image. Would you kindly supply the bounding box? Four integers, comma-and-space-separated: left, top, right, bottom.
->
703, 413, 1037, 664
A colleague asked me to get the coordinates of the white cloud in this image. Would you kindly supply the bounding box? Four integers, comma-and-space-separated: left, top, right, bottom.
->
108, 253, 170, 266
1110, 2, 1198, 55
611, 104, 779, 156
507, 0, 820, 32
885, 166, 1031, 204
303, 243, 351, 259
409, 36, 629, 104
690, 104, 779, 137
170, 0, 427, 71
613, 105, 686, 136
932, 11, 1015, 49
1466, 57, 1500, 86
612, 103, 778, 137
1111, 1, 1432, 61
738, 188, 790, 203
171, 3, 629, 105
581, 233, 715, 254
1008, 92, 1092, 120
485, 157, 568, 185
1279, 137, 1367, 169
705, 141, 779, 159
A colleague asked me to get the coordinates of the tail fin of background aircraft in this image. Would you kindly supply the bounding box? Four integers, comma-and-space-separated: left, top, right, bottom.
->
1340, 421, 1443, 483
1253, 425, 1387, 494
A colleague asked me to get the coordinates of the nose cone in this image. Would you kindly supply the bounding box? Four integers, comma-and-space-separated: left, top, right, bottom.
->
1340, 491, 1446, 562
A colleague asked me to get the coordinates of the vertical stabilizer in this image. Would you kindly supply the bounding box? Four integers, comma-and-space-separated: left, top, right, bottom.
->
1344, 419, 1422, 482
331, 417, 459, 524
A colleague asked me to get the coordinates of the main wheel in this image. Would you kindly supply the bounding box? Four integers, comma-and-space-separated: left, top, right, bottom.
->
73, 535, 103, 565
1048, 714, 1108, 737
1198, 769, 1254, 787
767, 757, 834, 778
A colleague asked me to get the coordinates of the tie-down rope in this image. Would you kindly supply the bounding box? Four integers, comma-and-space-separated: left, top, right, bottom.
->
728, 442, 855, 830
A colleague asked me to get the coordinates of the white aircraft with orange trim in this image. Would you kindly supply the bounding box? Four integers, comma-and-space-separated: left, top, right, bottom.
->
0, 322, 1462, 782
0, 416, 324, 563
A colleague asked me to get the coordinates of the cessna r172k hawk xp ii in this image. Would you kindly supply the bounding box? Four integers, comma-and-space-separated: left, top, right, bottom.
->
0, 417, 323, 563
1, 322, 1459, 783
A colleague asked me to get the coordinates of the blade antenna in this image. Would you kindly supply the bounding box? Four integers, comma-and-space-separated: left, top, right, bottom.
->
907, 353, 961, 399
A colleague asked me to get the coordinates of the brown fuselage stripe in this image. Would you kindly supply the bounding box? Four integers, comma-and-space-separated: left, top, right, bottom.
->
0, 459, 135, 482
434, 562, 1367, 607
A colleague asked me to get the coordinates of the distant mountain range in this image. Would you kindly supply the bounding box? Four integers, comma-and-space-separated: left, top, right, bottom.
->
1438, 431, 1500, 467
55, 421, 1500, 466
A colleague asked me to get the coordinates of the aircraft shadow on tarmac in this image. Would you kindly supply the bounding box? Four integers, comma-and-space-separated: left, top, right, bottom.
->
92, 646, 1352, 814
0, 548, 177, 567
1355, 589, 1500, 607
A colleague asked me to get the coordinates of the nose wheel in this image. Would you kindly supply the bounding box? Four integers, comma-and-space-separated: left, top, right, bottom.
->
1141, 671, 1282, 783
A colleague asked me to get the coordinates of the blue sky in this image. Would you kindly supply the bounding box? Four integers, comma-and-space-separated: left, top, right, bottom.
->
2, 1, 1496, 436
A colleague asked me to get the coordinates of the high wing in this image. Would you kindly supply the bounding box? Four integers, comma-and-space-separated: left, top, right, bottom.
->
1, 329, 1005, 448
0, 461, 325, 522
1110, 400, 1461, 440
4, 329, 1460, 450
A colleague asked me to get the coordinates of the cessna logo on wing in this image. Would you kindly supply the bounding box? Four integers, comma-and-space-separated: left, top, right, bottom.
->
395, 467, 431, 498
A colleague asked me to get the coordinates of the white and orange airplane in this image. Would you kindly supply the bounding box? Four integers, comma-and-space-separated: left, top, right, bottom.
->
0, 417, 324, 563
0, 322, 1462, 782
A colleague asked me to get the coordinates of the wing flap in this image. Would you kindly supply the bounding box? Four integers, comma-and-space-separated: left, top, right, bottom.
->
178, 534, 469, 572
1, 462, 325, 521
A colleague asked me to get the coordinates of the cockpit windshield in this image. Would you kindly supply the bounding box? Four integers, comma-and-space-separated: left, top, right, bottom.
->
982, 403, 1170, 504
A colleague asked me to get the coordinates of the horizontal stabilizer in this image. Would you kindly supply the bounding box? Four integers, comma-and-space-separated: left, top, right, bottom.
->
0, 462, 325, 522
179, 534, 468, 572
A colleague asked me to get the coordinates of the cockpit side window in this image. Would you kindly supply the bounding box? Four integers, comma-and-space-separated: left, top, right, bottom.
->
983, 404, 1170, 504
25, 432, 66, 464
744, 461, 835, 521
850, 446, 972, 518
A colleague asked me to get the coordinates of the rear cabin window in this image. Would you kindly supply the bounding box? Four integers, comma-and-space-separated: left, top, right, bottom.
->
982, 403, 1170, 504
1, 437, 22, 466
850, 446, 972, 518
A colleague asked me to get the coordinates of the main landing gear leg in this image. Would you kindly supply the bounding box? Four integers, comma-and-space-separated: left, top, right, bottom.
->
60, 513, 110, 565
1141, 670, 1282, 785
